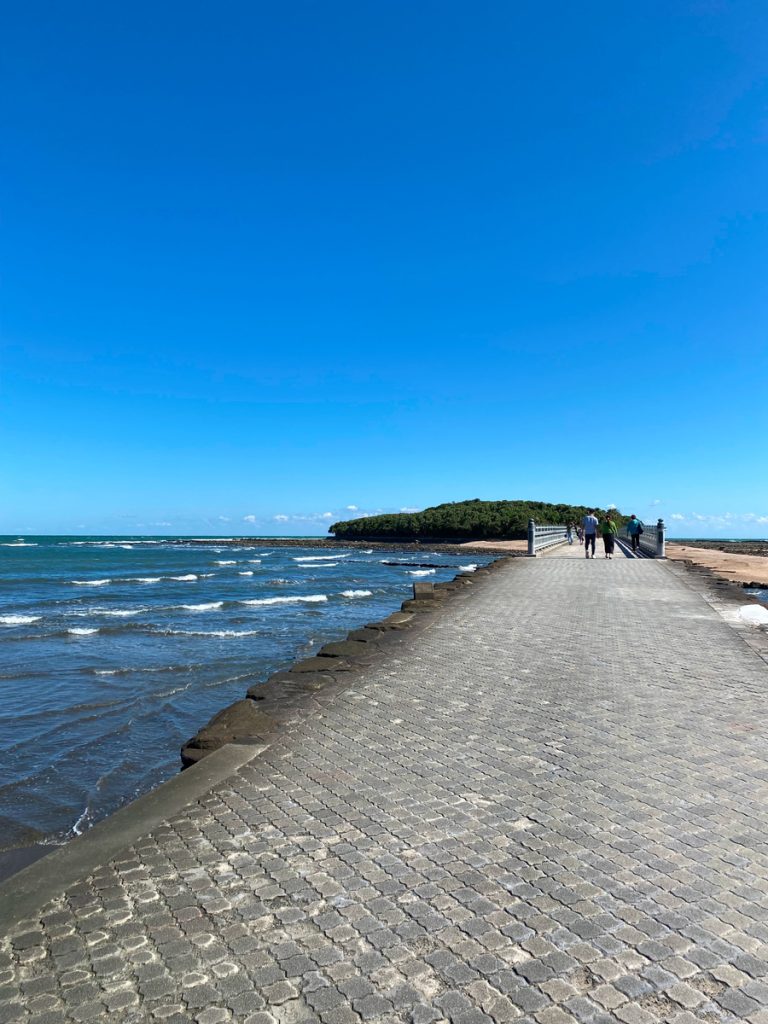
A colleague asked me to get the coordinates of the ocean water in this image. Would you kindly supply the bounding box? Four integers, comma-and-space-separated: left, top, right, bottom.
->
0, 536, 488, 850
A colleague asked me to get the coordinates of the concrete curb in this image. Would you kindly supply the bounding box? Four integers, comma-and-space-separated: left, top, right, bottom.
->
0, 741, 267, 926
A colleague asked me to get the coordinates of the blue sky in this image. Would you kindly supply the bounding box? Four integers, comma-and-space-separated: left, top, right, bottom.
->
2, 1, 767, 537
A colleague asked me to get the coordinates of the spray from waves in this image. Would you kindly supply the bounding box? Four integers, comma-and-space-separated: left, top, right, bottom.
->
179, 602, 224, 612
459, 564, 478, 572
0, 614, 42, 625
408, 569, 436, 576
340, 590, 373, 599
293, 554, 350, 562
240, 595, 328, 606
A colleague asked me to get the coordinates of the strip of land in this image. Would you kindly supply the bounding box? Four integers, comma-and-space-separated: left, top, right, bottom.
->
666, 541, 768, 587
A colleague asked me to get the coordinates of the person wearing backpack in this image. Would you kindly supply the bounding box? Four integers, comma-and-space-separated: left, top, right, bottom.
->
627, 514, 643, 553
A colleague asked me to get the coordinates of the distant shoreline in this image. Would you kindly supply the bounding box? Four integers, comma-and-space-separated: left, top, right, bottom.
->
181, 536, 529, 555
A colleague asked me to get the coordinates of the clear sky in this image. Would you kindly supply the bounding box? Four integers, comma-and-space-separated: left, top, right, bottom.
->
2, 1, 767, 537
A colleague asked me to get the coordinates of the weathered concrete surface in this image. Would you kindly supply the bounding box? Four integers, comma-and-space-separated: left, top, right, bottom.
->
3, 558, 768, 1024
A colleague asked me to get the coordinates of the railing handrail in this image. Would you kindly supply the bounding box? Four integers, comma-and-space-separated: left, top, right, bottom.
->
527, 520, 569, 555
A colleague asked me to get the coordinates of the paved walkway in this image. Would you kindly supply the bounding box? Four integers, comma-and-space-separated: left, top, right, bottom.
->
3, 559, 768, 1024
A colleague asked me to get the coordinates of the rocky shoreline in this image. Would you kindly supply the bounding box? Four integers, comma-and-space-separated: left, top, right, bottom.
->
673, 539, 768, 558
180, 555, 511, 767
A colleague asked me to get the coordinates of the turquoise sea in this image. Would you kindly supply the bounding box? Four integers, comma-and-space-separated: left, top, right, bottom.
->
0, 536, 489, 851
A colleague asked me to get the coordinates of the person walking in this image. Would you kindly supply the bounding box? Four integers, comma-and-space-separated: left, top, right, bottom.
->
582, 509, 599, 559
601, 512, 618, 559
566, 523, 574, 545
627, 514, 643, 553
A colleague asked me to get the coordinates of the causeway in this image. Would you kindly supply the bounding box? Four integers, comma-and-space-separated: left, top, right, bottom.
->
3, 556, 768, 1024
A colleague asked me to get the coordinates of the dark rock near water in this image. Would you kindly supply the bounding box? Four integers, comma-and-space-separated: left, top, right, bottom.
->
317, 640, 376, 660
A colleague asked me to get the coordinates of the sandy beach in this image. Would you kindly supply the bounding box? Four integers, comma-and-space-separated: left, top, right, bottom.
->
666, 542, 768, 587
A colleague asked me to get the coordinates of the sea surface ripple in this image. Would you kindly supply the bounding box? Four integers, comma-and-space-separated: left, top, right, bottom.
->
0, 536, 488, 849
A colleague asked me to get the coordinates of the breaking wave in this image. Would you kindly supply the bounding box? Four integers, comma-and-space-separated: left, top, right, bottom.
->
240, 595, 328, 606
341, 590, 373, 599
0, 614, 41, 625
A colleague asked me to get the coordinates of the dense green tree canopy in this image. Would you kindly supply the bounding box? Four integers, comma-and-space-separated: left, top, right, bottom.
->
330, 500, 631, 540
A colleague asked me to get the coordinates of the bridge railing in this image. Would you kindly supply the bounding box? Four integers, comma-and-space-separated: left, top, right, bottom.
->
527, 520, 569, 556
621, 519, 666, 558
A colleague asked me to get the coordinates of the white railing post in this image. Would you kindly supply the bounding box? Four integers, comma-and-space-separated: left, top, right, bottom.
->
656, 518, 666, 559
527, 519, 535, 557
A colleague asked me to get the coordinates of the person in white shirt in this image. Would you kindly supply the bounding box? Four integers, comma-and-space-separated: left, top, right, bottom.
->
582, 509, 599, 559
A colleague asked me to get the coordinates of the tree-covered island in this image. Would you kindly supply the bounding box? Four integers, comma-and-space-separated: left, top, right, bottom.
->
330, 500, 630, 541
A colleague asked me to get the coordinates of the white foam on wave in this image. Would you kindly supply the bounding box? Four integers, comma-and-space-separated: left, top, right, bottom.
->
341, 590, 373, 599
170, 574, 198, 581
134, 577, 163, 584
238, 570, 254, 576
214, 560, 237, 565
408, 569, 436, 576
180, 602, 224, 612
1, 542, 37, 547
119, 544, 134, 549
0, 614, 41, 625
68, 627, 99, 635
248, 559, 262, 564
72, 579, 111, 586
94, 669, 118, 675
240, 594, 328, 606
89, 608, 144, 617
459, 564, 478, 572
363, 549, 374, 554
300, 562, 338, 568
167, 628, 262, 638
293, 554, 349, 562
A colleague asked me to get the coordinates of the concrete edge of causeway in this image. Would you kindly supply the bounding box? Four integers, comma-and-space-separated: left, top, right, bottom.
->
0, 742, 272, 925
0, 556, 514, 927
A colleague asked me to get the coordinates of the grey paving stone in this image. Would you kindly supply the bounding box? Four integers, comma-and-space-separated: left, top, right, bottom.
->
4, 558, 768, 1024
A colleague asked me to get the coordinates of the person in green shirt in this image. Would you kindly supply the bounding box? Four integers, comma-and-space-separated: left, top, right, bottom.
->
601, 514, 618, 559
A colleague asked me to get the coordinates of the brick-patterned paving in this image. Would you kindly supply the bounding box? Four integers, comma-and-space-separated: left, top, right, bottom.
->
3, 558, 768, 1024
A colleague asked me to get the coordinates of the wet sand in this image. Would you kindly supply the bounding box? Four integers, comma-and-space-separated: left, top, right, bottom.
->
666, 542, 768, 587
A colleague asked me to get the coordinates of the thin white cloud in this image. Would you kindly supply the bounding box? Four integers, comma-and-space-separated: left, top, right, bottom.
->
243, 515, 257, 523
218, 515, 231, 522
273, 514, 289, 522
671, 514, 685, 521
649, 499, 661, 507
400, 506, 421, 513
346, 505, 358, 511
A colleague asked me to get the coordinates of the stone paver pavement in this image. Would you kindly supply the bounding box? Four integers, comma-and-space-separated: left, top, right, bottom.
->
3, 558, 768, 1024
